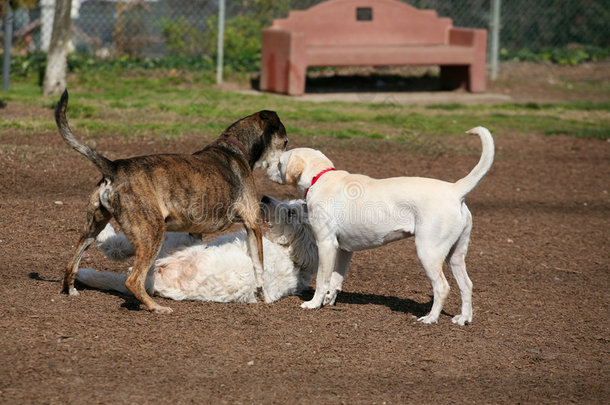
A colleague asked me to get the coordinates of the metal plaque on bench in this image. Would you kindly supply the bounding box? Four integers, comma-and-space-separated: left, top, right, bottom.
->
356, 7, 372, 21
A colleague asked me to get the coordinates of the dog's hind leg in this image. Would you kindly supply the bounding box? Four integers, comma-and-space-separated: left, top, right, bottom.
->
63, 192, 111, 296
76, 268, 130, 294
446, 213, 474, 326
415, 237, 451, 324
122, 217, 171, 314
323, 249, 353, 306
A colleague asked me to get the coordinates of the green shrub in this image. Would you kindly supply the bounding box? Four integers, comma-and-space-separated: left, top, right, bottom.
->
202, 14, 262, 72
201, 0, 290, 72
160, 17, 207, 57
500, 45, 610, 65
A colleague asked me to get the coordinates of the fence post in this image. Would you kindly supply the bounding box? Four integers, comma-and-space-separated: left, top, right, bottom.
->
489, 0, 501, 80
2, 0, 13, 91
216, 0, 225, 84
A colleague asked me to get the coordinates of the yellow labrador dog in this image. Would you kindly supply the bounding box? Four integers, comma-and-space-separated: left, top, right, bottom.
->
267, 127, 494, 325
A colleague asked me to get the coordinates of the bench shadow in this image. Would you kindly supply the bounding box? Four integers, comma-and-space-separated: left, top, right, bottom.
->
306, 73, 445, 93
298, 288, 453, 319
251, 73, 457, 94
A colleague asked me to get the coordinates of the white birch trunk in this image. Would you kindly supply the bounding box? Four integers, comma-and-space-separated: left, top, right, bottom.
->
42, 0, 71, 95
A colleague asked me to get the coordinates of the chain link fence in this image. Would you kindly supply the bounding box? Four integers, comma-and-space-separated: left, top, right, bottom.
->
1, 0, 609, 73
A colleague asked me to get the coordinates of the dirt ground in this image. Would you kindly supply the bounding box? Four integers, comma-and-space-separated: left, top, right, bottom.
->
1, 65, 609, 404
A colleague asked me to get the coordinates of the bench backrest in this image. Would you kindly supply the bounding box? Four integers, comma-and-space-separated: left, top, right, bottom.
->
270, 0, 453, 47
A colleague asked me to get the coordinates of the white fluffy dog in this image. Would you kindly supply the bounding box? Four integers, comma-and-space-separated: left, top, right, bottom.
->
266, 127, 494, 325
76, 197, 317, 304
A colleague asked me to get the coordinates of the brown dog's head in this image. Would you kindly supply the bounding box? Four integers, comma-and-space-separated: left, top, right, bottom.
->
221, 110, 288, 170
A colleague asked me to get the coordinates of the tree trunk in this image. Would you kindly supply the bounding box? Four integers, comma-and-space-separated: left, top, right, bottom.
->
42, 0, 72, 95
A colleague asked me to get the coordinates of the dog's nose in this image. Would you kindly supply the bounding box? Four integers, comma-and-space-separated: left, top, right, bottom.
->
261, 195, 271, 204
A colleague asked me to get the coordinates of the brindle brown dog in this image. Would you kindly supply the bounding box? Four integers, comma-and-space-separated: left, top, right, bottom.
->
56, 90, 288, 314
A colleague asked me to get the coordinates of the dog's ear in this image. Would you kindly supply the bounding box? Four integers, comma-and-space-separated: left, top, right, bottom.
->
256, 110, 287, 150
256, 110, 282, 131
258, 110, 279, 123
285, 155, 305, 185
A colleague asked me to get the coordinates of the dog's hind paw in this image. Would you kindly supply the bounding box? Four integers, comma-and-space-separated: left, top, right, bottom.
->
62, 287, 80, 296
151, 305, 173, 314
417, 314, 438, 324
451, 314, 472, 326
323, 290, 339, 306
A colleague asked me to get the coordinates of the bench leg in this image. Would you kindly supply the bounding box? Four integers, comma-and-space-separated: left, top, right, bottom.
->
286, 63, 306, 96
260, 30, 307, 96
468, 60, 487, 93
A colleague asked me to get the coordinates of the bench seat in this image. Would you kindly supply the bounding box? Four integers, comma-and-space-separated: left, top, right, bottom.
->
307, 45, 474, 66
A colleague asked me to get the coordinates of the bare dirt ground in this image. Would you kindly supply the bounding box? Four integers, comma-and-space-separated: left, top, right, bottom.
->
1, 65, 609, 403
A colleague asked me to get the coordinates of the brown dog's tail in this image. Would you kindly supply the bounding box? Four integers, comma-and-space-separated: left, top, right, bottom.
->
453, 126, 495, 198
55, 89, 116, 178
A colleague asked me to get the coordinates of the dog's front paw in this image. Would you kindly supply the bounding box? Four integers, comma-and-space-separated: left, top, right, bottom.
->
323, 290, 339, 306
451, 314, 472, 326
417, 314, 438, 324
301, 300, 323, 309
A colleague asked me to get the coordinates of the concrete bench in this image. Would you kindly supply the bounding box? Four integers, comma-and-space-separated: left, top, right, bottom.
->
260, 0, 487, 95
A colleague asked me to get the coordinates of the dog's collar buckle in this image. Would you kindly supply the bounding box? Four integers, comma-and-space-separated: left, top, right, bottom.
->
305, 168, 336, 199
219, 133, 249, 161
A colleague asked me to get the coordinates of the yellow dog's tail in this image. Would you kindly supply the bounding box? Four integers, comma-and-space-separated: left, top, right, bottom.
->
453, 126, 495, 198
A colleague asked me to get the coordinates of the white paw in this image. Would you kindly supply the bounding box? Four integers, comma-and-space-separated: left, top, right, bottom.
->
323, 290, 339, 306
68, 287, 80, 297
451, 314, 472, 326
152, 305, 173, 314
417, 314, 438, 324
301, 300, 322, 309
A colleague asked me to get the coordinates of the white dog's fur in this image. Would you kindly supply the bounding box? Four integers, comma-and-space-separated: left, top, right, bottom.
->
267, 127, 494, 325
76, 198, 317, 304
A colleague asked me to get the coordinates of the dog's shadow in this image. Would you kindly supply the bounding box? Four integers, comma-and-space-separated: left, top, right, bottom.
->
30, 273, 451, 316
299, 288, 452, 319
29, 272, 145, 311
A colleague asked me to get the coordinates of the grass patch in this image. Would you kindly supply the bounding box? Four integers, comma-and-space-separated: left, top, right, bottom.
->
109, 100, 129, 109
496, 101, 610, 111
544, 128, 609, 140
425, 103, 467, 110
3, 70, 608, 148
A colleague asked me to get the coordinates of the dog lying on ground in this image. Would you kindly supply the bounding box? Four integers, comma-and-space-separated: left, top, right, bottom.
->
56, 90, 288, 313
266, 127, 494, 325
76, 197, 317, 303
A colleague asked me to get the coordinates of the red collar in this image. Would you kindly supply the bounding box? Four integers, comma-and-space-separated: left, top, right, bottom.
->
219, 133, 249, 161
305, 168, 336, 198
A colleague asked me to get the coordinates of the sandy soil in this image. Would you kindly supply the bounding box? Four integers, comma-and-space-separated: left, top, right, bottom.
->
0, 65, 608, 403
